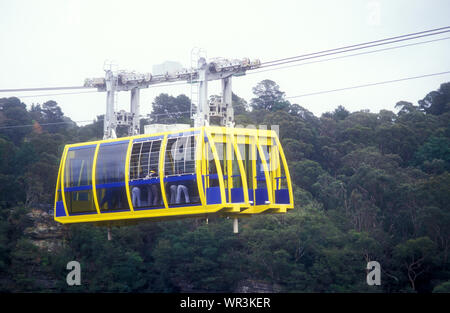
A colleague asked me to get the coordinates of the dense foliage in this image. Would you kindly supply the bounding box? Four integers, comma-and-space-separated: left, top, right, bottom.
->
0, 80, 449, 293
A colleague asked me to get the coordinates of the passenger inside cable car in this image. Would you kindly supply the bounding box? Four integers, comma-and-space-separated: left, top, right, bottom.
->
131, 166, 160, 208
164, 134, 200, 207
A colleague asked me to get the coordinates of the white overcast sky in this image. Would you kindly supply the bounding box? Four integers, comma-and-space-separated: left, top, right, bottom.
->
1, 0, 450, 124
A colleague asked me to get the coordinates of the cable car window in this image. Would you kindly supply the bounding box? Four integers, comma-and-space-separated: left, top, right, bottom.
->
237, 140, 254, 190
215, 140, 227, 185
130, 139, 162, 180
228, 138, 242, 189
164, 134, 200, 206
206, 140, 220, 187
165, 138, 177, 176
165, 135, 196, 176
149, 140, 161, 173
129, 139, 162, 209
64, 146, 97, 215
129, 142, 142, 180
174, 136, 187, 174
95, 142, 130, 213
185, 136, 196, 174
222, 134, 245, 203
271, 139, 290, 204
139, 141, 152, 177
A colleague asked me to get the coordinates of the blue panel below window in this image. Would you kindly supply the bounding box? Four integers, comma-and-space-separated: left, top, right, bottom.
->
256, 175, 266, 182
95, 182, 126, 189
129, 178, 160, 186
231, 188, 244, 203
64, 185, 92, 192
164, 174, 196, 183
248, 189, 254, 203
275, 189, 290, 204
255, 188, 268, 205
165, 203, 202, 208
55, 201, 66, 217
206, 187, 221, 204
203, 174, 227, 180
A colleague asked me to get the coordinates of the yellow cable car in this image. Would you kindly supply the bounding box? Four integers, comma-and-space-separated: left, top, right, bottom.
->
53, 126, 293, 224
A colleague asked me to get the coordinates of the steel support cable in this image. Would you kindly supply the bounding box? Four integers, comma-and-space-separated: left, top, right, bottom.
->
1, 81, 188, 98
260, 26, 450, 66
285, 71, 450, 99
2, 28, 449, 95
257, 30, 450, 69
0, 85, 90, 93
248, 36, 450, 75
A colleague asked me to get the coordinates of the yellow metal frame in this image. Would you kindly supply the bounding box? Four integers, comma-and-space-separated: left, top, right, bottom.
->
54, 126, 293, 224
92, 144, 101, 214
159, 134, 169, 209
53, 146, 67, 219
124, 141, 134, 212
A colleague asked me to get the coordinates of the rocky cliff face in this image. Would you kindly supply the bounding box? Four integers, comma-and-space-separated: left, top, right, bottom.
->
24, 208, 66, 252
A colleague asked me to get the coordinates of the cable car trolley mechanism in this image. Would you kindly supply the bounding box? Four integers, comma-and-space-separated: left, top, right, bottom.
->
54, 55, 293, 229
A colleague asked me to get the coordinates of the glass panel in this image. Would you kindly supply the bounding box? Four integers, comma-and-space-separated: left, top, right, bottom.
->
166, 176, 201, 206
215, 140, 227, 186
164, 134, 200, 207
95, 142, 130, 213
256, 145, 267, 190
231, 138, 242, 188
206, 141, 219, 187
165, 138, 177, 176
185, 136, 196, 174
268, 138, 290, 204
149, 140, 161, 173
226, 134, 245, 203
139, 141, 152, 176
174, 136, 187, 174
129, 142, 142, 180
129, 139, 162, 209
131, 183, 163, 209
64, 146, 97, 215
210, 133, 237, 202
271, 140, 287, 190
237, 136, 254, 190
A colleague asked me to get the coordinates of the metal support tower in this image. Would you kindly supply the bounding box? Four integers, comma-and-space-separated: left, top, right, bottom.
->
221, 76, 234, 127
194, 57, 209, 127
85, 57, 261, 136
104, 69, 117, 139
130, 87, 140, 136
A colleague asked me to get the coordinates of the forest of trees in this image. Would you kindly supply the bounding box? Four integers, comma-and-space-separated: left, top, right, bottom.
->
0, 79, 449, 293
